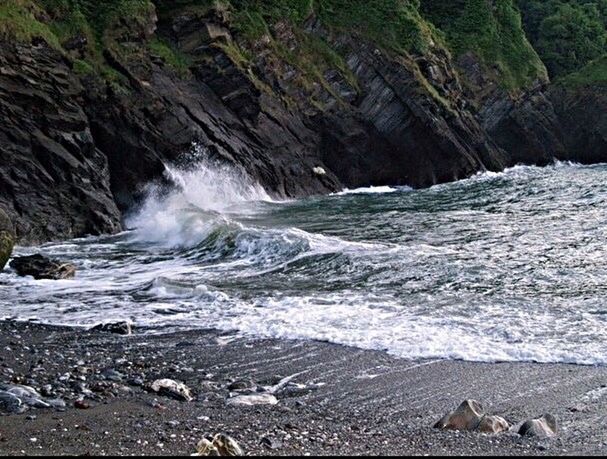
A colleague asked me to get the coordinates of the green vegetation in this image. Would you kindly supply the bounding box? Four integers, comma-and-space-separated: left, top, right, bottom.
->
517, 0, 607, 77
561, 54, 607, 86
1, 0, 605, 95
420, 0, 547, 90
0, 0, 60, 46
149, 38, 192, 75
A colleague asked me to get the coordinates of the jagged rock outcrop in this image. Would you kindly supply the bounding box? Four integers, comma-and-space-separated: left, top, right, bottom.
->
549, 86, 607, 164
0, 41, 121, 243
456, 53, 566, 167
0, 1, 605, 244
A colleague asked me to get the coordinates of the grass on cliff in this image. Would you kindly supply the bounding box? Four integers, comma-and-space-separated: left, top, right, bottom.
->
0, 0, 60, 46
229, 0, 435, 55
420, 0, 547, 90
561, 55, 607, 87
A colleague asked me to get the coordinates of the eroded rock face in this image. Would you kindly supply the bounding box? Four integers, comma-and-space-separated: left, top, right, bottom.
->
0, 42, 121, 243
0, 3, 605, 244
550, 86, 607, 164
0, 208, 15, 271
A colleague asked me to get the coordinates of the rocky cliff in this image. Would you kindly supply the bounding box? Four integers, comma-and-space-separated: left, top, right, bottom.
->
0, 0, 605, 243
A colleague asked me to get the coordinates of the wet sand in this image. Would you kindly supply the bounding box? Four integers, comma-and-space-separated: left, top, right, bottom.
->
0, 320, 606, 456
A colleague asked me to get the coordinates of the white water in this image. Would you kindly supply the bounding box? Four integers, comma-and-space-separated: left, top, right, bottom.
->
2, 158, 607, 366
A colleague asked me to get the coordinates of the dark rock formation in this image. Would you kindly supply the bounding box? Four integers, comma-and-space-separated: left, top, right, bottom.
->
456, 53, 566, 167
0, 208, 15, 270
0, 3, 605, 244
549, 86, 607, 164
0, 42, 121, 244
10, 254, 76, 280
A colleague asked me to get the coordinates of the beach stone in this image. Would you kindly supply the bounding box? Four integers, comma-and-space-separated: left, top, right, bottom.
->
150, 379, 193, 401
0, 391, 26, 414
92, 322, 133, 335
3, 385, 50, 409
10, 254, 76, 280
518, 414, 558, 438
226, 393, 278, 407
195, 438, 220, 456
212, 434, 243, 456
0, 208, 15, 271
227, 379, 256, 391
434, 400, 485, 431
477, 415, 510, 434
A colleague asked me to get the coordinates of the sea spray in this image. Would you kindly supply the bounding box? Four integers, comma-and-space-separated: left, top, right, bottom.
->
126, 147, 271, 248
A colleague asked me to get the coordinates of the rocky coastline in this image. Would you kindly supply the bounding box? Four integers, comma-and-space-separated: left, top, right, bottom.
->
0, 1, 605, 244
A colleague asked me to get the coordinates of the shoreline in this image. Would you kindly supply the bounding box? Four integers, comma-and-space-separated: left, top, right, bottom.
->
0, 321, 606, 456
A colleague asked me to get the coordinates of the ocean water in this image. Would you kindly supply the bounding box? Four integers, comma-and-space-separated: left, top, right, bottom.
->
2, 157, 607, 366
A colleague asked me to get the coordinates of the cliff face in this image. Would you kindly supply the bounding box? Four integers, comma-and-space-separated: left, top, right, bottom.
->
0, 0, 605, 243
0, 41, 121, 242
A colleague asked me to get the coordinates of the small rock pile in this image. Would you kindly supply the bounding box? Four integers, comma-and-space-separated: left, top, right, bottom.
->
435, 399, 558, 439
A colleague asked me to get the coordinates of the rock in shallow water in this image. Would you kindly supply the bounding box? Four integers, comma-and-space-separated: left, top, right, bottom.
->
0, 208, 15, 271
10, 254, 76, 280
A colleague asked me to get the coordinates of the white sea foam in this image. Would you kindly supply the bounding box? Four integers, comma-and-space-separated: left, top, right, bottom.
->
126, 150, 271, 248
335, 185, 402, 195
3, 160, 607, 366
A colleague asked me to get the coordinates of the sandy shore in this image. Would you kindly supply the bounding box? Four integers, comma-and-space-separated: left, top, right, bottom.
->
0, 320, 606, 456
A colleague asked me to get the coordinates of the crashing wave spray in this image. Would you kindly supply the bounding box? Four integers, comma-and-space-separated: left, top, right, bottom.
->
126, 145, 272, 248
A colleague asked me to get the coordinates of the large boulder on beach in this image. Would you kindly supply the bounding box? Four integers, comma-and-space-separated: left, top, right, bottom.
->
435, 400, 485, 431
434, 400, 511, 434
0, 208, 15, 271
518, 414, 558, 438
9, 254, 76, 280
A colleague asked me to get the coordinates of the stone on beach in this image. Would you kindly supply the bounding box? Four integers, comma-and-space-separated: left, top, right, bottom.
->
194, 434, 243, 456
10, 254, 76, 280
434, 400, 485, 431
518, 414, 558, 438
0, 208, 15, 271
92, 322, 133, 335
0, 391, 26, 414
195, 438, 220, 456
150, 379, 193, 401
226, 393, 278, 407
0, 384, 63, 414
477, 415, 510, 434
